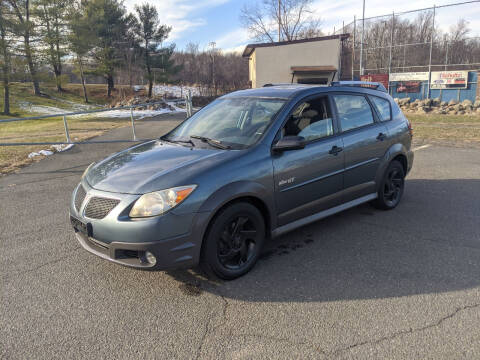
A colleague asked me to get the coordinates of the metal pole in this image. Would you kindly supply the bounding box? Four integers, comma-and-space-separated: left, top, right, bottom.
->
444, 39, 449, 70
130, 108, 137, 141
187, 90, 192, 118
360, 0, 365, 75
63, 115, 71, 143
427, 5, 436, 99
278, 0, 281, 42
388, 12, 395, 91
352, 16, 356, 80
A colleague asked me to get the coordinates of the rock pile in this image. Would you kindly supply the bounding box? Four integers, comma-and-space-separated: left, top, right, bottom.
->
108, 96, 176, 111
394, 97, 480, 115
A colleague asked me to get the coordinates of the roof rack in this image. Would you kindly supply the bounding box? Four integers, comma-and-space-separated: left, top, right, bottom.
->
263, 83, 299, 87
330, 81, 387, 93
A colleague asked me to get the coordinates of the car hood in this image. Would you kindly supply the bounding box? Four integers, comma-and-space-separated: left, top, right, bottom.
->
86, 140, 225, 194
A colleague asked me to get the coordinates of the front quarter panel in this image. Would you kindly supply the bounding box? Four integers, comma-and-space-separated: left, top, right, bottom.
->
175, 144, 277, 230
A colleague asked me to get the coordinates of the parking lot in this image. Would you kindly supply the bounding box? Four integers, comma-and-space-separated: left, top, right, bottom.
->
1, 112, 480, 359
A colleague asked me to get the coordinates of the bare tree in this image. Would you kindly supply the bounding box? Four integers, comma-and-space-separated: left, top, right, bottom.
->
0, 1, 12, 114
240, 0, 322, 43
8, 0, 41, 95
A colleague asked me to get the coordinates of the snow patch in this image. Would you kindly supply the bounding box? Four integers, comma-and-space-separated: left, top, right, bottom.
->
19, 100, 184, 120
28, 149, 53, 158
151, 85, 201, 97
91, 107, 182, 119
28, 144, 74, 159
51, 143, 74, 152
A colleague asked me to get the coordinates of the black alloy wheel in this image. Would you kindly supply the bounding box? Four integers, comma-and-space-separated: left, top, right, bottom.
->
201, 202, 265, 280
218, 215, 258, 270
372, 160, 405, 210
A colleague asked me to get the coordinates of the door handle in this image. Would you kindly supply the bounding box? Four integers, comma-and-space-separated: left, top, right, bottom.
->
329, 145, 343, 155
377, 132, 387, 141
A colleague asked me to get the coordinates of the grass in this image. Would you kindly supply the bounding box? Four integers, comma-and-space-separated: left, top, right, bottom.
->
0, 83, 140, 174
406, 113, 480, 147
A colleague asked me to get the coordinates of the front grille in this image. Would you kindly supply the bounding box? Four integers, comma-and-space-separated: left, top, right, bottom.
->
84, 197, 120, 219
74, 185, 86, 212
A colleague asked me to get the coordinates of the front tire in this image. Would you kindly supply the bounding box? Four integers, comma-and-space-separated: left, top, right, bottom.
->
372, 160, 405, 210
200, 202, 265, 280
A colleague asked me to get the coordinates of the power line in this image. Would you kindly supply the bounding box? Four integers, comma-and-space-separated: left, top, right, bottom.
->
357, 0, 480, 22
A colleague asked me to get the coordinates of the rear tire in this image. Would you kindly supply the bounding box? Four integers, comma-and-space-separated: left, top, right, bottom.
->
200, 202, 265, 280
372, 160, 405, 210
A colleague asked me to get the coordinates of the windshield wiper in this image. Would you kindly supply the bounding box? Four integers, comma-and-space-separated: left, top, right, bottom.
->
163, 138, 195, 147
190, 135, 231, 150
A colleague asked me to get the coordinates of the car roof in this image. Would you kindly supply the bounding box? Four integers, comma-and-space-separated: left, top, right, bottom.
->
223, 84, 323, 99
223, 84, 390, 100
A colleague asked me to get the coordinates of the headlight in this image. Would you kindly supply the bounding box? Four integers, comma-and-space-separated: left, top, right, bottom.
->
129, 185, 197, 218
82, 162, 95, 178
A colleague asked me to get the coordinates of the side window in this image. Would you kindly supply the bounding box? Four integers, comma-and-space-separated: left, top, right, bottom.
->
370, 96, 392, 122
332, 94, 374, 132
281, 96, 334, 142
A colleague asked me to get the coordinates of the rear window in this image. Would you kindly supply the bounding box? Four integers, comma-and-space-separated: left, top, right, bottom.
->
370, 96, 392, 122
332, 94, 374, 132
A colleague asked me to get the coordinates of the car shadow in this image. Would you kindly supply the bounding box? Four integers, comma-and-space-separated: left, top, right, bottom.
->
166, 178, 480, 302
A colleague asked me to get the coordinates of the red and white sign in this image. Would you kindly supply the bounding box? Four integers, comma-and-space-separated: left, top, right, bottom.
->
430, 71, 468, 89
360, 74, 389, 90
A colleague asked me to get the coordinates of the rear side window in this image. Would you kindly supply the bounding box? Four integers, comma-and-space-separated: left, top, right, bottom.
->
332, 94, 374, 132
370, 96, 392, 122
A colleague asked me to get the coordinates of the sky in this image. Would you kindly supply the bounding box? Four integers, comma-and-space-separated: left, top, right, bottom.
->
123, 0, 480, 53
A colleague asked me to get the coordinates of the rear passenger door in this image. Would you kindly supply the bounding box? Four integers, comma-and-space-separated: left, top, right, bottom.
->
331, 93, 390, 201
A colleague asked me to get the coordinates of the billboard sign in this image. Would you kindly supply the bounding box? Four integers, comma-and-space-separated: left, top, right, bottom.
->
360, 74, 389, 90
390, 72, 429, 81
396, 82, 421, 93
430, 71, 468, 89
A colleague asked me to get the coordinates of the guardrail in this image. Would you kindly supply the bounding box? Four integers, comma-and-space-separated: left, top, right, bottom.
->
0, 97, 192, 146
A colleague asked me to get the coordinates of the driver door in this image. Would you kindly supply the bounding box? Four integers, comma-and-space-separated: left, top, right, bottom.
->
272, 95, 345, 226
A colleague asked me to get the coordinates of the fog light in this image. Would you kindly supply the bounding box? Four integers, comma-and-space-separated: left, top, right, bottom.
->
145, 251, 157, 265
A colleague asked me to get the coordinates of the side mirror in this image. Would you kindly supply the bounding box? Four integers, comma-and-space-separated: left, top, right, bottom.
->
272, 136, 306, 152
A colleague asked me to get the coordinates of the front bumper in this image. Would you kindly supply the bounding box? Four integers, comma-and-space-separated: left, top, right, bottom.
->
70, 180, 211, 270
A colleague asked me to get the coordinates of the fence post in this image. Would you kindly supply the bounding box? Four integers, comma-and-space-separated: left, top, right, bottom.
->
352, 16, 356, 80
388, 12, 395, 91
360, 0, 365, 76
444, 40, 449, 70
186, 90, 192, 118
427, 4, 436, 99
63, 115, 71, 143
130, 107, 137, 141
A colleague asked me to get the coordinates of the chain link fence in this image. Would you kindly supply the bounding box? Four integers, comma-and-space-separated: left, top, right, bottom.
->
334, 0, 480, 99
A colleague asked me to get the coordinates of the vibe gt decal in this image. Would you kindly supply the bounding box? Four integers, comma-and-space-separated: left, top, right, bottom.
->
279, 177, 295, 186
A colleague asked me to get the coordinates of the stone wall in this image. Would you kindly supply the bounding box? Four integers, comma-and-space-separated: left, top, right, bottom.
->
394, 97, 480, 115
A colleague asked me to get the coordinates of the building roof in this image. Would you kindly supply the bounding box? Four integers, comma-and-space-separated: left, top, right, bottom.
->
242, 34, 350, 58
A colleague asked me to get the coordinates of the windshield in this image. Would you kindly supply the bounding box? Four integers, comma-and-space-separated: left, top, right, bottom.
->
163, 97, 286, 149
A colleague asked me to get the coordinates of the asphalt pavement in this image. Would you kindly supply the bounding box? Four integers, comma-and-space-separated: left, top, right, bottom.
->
1, 112, 480, 359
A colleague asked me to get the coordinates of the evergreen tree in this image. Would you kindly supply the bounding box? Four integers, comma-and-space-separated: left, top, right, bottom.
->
151, 44, 182, 85
133, 3, 170, 97
34, 0, 72, 92
67, 1, 94, 103
85, 0, 130, 97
